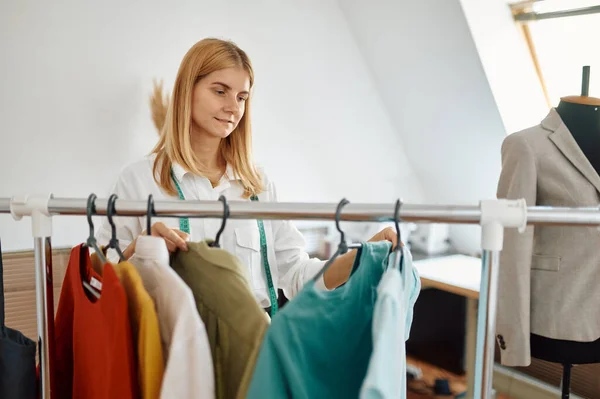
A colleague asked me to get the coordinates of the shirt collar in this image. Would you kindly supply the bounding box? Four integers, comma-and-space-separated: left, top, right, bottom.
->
133, 236, 171, 265
223, 164, 238, 181
171, 162, 239, 183
171, 162, 188, 183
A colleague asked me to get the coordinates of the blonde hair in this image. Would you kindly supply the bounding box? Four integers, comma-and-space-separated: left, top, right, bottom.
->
150, 38, 264, 198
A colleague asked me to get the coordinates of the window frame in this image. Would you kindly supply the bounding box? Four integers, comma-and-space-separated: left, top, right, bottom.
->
509, 1, 600, 107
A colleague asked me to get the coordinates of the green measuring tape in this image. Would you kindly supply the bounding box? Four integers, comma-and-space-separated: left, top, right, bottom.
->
170, 169, 278, 316
171, 169, 190, 234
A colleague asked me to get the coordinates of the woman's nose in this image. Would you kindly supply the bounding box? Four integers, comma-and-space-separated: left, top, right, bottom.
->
223, 95, 240, 114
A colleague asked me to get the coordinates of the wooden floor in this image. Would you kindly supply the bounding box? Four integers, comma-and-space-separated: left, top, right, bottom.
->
406, 356, 514, 399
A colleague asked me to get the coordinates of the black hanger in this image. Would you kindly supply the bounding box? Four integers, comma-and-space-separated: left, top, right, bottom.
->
209, 195, 229, 248
105, 194, 125, 261
82, 194, 103, 298
84, 194, 108, 264
389, 199, 405, 272
312, 198, 362, 282
147, 194, 155, 235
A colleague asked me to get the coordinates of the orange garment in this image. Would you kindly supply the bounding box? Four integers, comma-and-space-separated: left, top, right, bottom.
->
54, 244, 139, 398
112, 260, 165, 399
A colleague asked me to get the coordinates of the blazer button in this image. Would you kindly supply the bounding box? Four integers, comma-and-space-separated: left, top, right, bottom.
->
496, 334, 506, 348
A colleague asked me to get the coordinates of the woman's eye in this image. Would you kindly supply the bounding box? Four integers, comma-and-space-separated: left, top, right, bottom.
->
216, 90, 225, 95
238, 97, 247, 102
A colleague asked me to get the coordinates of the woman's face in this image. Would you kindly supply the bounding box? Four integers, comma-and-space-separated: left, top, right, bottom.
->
191, 67, 250, 140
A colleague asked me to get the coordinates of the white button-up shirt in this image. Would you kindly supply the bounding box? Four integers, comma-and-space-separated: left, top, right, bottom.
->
96, 156, 327, 308
129, 236, 215, 398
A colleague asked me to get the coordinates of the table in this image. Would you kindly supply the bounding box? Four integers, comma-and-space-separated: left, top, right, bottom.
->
413, 254, 482, 399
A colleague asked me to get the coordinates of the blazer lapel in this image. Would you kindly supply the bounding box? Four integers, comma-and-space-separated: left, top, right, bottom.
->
546, 108, 600, 194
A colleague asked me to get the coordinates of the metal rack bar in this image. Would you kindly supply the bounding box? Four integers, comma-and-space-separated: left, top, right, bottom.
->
2, 197, 600, 225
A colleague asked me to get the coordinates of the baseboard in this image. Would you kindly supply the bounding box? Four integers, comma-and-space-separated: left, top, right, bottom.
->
493, 364, 584, 399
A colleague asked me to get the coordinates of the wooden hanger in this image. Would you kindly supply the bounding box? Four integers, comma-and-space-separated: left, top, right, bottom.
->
560, 66, 600, 106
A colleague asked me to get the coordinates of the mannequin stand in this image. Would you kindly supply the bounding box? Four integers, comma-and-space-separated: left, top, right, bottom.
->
530, 333, 600, 398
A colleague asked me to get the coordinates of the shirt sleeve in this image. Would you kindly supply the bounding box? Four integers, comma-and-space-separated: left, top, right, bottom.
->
495, 132, 537, 367
95, 167, 143, 263
266, 179, 328, 298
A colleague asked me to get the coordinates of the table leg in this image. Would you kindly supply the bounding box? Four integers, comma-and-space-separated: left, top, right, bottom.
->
466, 297, 478, 398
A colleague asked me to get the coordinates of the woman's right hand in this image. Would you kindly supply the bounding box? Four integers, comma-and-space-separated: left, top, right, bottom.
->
144, 222, 190, 252
123, 222, 190, 259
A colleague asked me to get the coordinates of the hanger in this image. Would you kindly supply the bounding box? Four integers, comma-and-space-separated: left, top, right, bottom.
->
84, 193, 108, 264
209, 195, 229, 248
312, 198, 362, 283
105, 194, 125, 261
389, 199, 405, 272
560, 66, 600, 106
147, 194, 155, 235
82, 193, 103, 299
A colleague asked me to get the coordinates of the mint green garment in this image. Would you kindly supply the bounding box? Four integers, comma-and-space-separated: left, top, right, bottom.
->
360, 247, 421, 399
246, 241, 392, 399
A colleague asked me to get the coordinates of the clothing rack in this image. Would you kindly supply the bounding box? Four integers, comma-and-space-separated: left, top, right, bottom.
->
1, 195, 600, 399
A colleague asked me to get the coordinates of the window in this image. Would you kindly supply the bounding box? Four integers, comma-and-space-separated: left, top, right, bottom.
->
511, 0, 600, 106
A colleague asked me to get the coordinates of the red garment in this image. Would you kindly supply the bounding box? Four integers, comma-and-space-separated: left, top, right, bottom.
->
53, 244, 139, 398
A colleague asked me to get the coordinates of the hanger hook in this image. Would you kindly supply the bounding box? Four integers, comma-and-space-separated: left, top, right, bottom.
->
335, 198, 350, 253
107, 194, 125, 261
311, 198, 352, 283
86, 193, 97, 241
211, 195, 229, 248
391, 199, 405, 272
147, 194, 155, 235
394, 198, 403, 248
107, 194, 118, 234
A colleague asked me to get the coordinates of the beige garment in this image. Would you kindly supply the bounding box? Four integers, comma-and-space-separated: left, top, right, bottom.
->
496, 108, 600, 367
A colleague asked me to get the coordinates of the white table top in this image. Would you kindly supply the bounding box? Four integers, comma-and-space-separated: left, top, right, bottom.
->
413, 254, 482, 299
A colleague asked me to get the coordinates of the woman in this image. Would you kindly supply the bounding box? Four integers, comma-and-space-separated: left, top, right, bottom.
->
97, 38, 397, 309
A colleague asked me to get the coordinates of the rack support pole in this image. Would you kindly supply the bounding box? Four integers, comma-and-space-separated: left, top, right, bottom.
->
11, 195, 54, 399
473, 199, 527, 398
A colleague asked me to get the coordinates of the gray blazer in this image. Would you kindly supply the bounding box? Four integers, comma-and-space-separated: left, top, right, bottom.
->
496, 108, 600, 367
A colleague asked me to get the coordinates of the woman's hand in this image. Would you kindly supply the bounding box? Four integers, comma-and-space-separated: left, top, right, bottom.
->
123, 222, 190, 259
145, 222, 190, 252
323, 226, 403, 289
367, 226, 403, 250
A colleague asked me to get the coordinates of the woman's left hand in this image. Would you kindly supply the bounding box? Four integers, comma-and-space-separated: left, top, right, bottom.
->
324, 226, 404, 290
367, 227, 402, 250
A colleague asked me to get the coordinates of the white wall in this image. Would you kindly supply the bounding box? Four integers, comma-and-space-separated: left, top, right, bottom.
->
460, 0, 549, 135
338, 0, 509, 254
0, 0, 423, 251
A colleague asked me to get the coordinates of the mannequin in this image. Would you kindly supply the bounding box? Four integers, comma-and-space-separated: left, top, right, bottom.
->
530, 66, 600, 399
555, 100, 600, 175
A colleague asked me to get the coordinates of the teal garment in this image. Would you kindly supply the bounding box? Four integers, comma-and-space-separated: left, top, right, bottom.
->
246, 241, 392, 399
